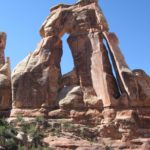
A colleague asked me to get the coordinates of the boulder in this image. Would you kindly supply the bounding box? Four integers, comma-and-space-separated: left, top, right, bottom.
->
58, 86, 84, 110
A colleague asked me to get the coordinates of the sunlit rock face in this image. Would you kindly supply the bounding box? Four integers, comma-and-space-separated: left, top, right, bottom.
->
12, 36, 62, 109
12, 0, 150, 111
0, 32, 11, 110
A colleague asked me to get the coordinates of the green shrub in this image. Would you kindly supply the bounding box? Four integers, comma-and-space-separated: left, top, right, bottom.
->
0, 117, 49, 150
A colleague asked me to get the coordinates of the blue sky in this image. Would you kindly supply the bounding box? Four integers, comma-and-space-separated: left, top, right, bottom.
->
0, 0, 150, 75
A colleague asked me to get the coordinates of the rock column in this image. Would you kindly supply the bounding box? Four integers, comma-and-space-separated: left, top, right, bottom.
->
68, 32, 120, 107
0, 32, 6, 66
0, 32, 11, 111
12, 36, 62, 109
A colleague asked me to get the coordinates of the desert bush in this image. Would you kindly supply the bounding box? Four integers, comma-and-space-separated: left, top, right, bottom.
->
0, 117, 49, 150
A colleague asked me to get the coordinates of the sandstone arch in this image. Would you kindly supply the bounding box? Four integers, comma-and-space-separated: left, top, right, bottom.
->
11, 0, 150, 113
12, 0, 120, 110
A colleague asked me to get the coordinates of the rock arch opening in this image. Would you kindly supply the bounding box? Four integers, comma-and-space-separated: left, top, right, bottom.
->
103, 39, 121, 97
61, 33, 74, 75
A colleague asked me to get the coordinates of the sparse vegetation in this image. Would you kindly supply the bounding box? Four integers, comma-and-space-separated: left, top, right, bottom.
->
105, 146, 114, 150
0, 117, 50, 150
0, 117, 113, 150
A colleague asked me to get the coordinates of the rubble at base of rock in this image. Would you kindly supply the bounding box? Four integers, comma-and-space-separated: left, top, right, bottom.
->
0, 0, 150, 149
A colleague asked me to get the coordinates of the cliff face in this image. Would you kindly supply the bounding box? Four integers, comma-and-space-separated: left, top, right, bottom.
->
0, 0, 150, 149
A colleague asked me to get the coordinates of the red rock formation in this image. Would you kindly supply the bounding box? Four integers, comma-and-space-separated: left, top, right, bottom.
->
103, 32, 150, 107
4, 0, 150, 149
0, 32, 11, 111
12, 0, 121, 110
10, 0, 150, 115
12, 36, 62, 109
0, 32, 6, 65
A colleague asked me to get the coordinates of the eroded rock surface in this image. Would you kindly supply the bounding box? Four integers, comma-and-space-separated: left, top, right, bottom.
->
12, 0, 121, 110
11, 0, 150, 114
103, 32, 150, 107
0, 32, 11, 111
12, 36, 62, 108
